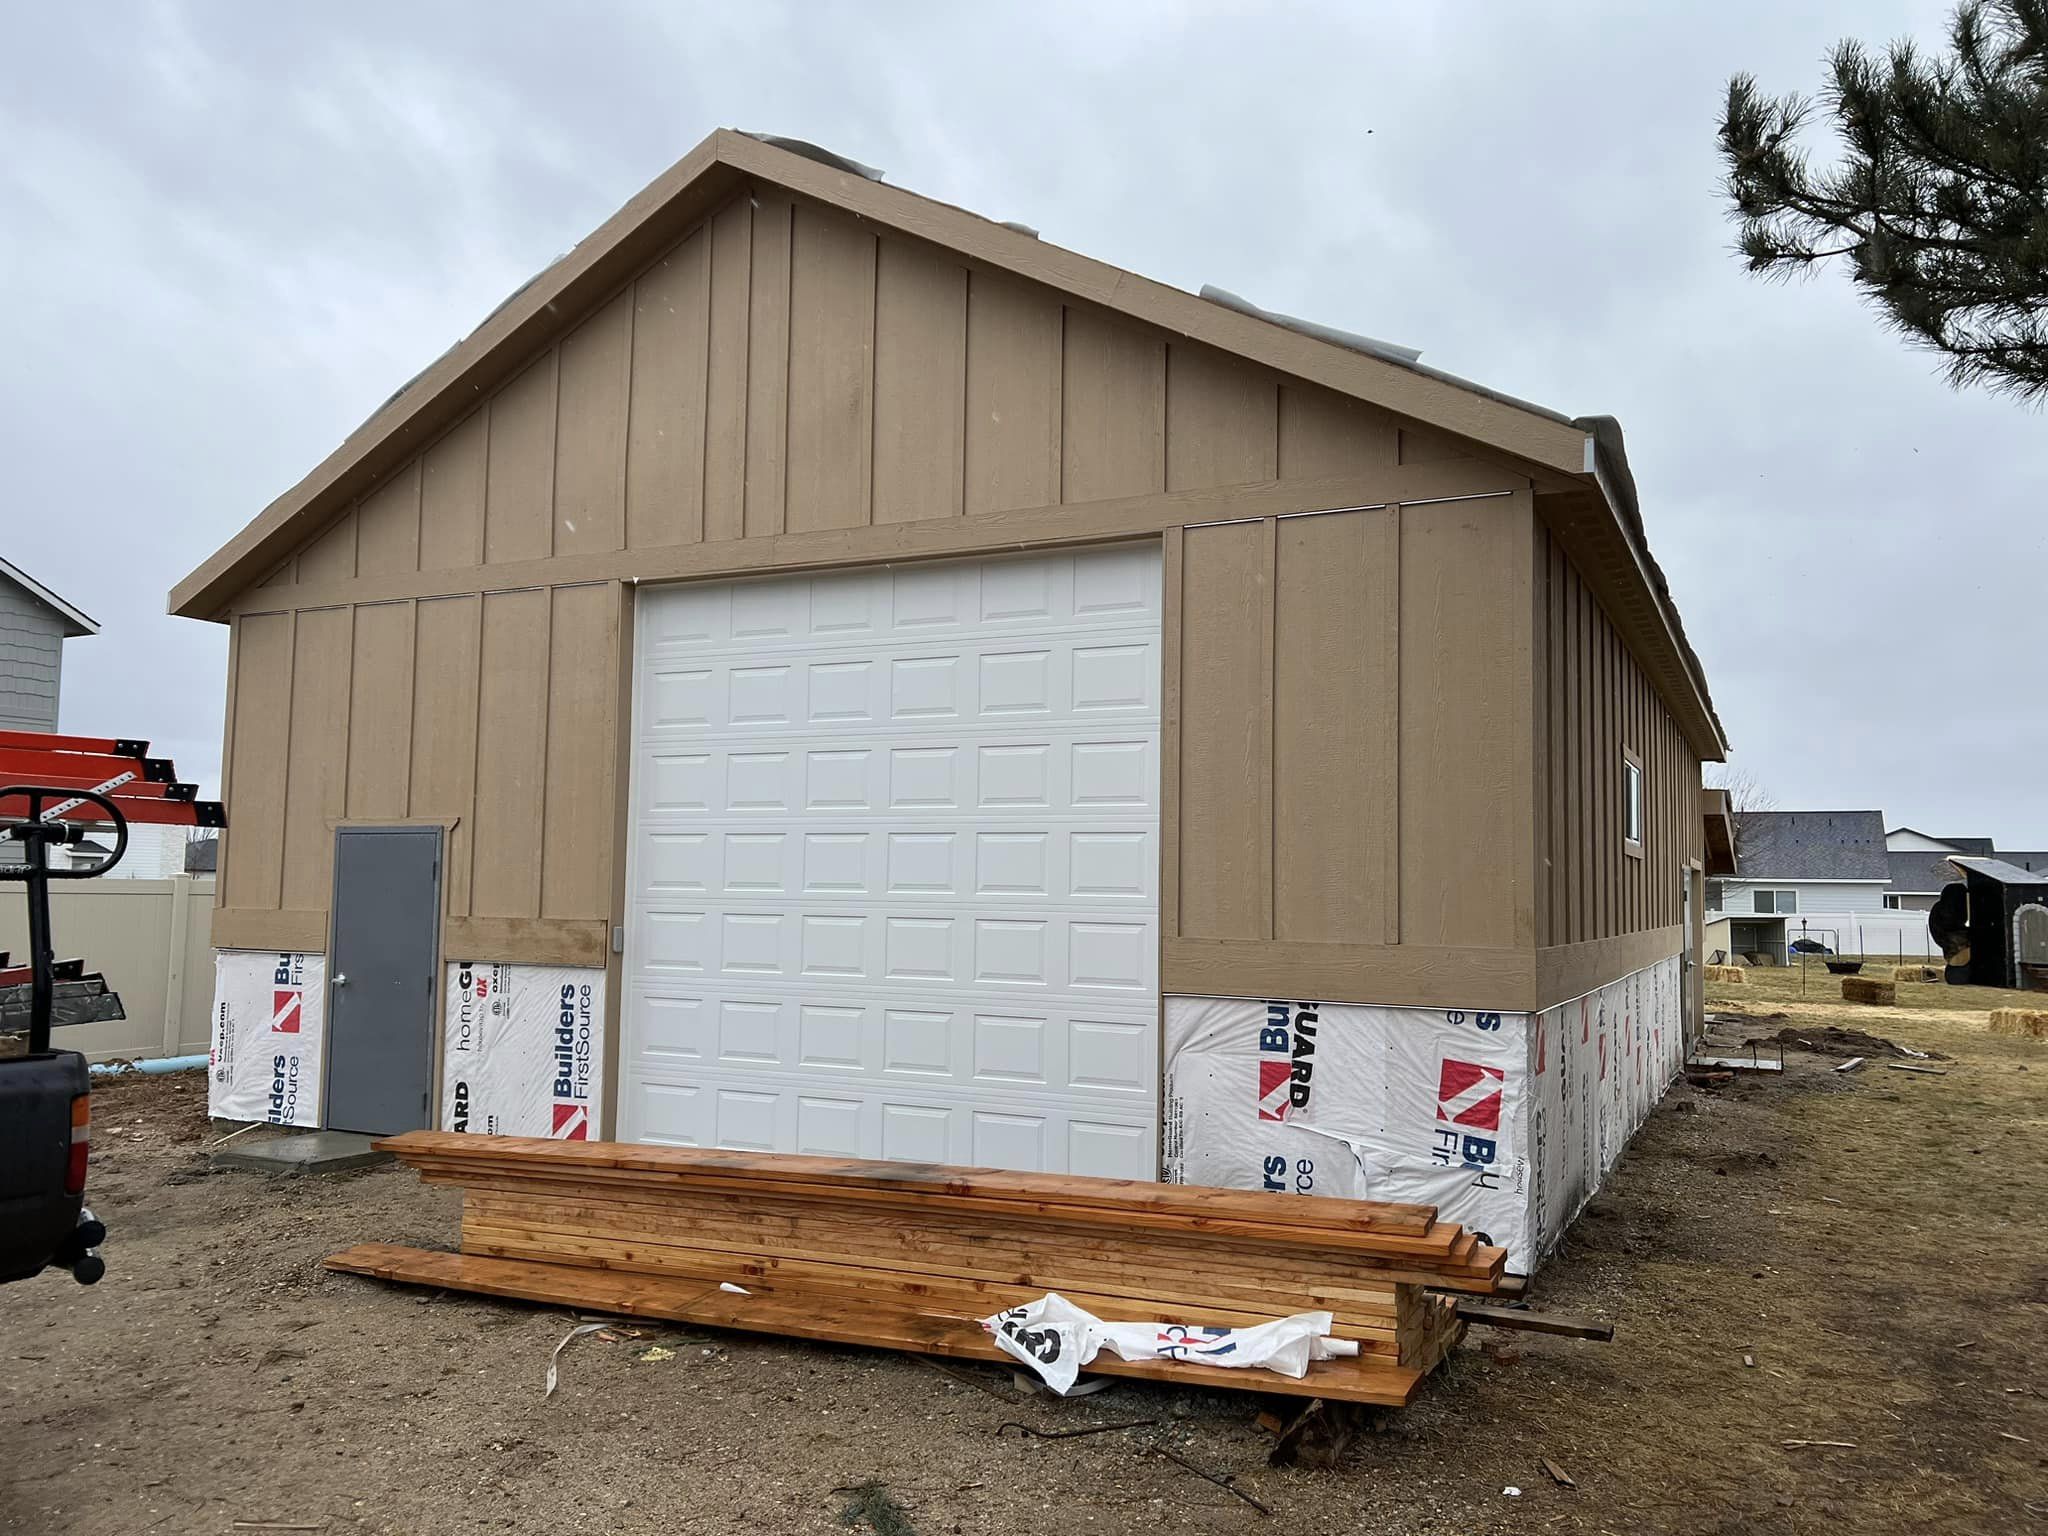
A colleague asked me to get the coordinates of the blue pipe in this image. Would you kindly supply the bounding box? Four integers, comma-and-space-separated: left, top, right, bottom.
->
89, 1053, 208, 1077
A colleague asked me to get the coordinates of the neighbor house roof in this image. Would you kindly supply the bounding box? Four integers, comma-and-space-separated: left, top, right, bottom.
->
167, 130, 1726, 757
1995, 850, 2048, 876
1734, 810, 1891, 881
0, 555, 97, 637
1887, 850, 1964, 894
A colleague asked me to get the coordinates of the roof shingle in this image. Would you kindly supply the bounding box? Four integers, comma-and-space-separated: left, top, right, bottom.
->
1735, 810, 1890, 881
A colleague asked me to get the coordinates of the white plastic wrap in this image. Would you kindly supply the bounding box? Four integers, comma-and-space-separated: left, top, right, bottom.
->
1163, 995, 1534, 1267
208, 950, 325, 1128
1164, 954, 1687, 1275
440, 962, 606, 1139
984, 1293, 1355, 1394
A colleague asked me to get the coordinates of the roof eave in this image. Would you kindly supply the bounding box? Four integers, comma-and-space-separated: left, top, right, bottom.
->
0, 556, 98, 636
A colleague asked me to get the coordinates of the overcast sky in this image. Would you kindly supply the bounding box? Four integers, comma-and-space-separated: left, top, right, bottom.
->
4, 2, 2043, 843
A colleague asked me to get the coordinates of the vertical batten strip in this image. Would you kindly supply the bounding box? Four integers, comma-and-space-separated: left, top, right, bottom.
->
1159, 526, 1184, 941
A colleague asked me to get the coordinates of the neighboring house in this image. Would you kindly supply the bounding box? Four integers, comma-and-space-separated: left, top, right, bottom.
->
1885, 826, 1990, 855
184, 835, 219, 875
0, 555, 96, 733
1, 557, 98, 869
1886, 850, 1959, 913
107, 823, 195, 880
1708, 810, 1892, 961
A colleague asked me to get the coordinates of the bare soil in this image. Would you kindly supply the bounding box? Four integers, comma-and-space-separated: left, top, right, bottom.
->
4, 969, 2045, 1535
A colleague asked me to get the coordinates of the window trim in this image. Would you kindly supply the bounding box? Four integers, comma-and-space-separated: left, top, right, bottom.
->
1622, 746, 1644, 859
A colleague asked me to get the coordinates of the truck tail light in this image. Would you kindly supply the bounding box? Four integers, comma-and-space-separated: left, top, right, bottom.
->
66, 1093, 89, 1195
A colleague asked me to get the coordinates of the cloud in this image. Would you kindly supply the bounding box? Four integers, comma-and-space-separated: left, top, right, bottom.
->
1, 0, 2039, 839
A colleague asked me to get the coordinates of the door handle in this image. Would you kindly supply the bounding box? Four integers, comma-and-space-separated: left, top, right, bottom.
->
332, 973, 348, 987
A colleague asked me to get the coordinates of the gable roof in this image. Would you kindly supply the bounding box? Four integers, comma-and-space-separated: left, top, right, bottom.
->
1734, 810, 1890, 881
1887, 849, 1964, 893
0, 555, 97, 637
168, 128, 1723, 755
1995, 850, 2048, 876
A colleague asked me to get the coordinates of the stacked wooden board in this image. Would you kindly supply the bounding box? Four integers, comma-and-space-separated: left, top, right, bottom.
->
327, 1133, 1506, 1406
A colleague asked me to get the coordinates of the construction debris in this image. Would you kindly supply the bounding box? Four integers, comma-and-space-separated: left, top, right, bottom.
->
1541, 1457, 1577, 1488
1148, 1442, 1273, 1516
1888, 1063, 1948, 1076
1452, 1302, 1614, 1341
544, 1321, 607, 1399
1834, 1057, 1865, 1073
328, 1133, 1504, 1408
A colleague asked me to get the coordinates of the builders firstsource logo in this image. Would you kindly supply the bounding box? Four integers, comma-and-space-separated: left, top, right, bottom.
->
1256, 1001, 1318, 1121
270, 954, 305, 1034
551, 1101, 589, 1139
550, 982, 596, 1139
1431, 1057, 1505, 1187
1435, 1058, 1504, 1131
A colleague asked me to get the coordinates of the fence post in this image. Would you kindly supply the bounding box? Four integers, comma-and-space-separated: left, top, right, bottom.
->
162, 875, 192, 1058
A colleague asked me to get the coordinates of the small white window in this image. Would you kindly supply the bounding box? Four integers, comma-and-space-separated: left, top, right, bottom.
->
1754, 888, 1797, 915
1884, 893, 1903, 910
1622, 750, 1644, 853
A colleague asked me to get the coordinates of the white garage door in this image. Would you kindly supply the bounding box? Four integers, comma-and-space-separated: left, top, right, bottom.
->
620, 544, 1162, 1178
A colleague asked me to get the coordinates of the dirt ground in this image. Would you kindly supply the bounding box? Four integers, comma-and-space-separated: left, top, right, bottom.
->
5, 966, 2046, 1535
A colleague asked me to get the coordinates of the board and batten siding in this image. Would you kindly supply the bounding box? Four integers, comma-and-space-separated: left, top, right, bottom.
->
1534, 521, 1704, 1005
214, 586, 621, 965
212, 180, 1704, 1015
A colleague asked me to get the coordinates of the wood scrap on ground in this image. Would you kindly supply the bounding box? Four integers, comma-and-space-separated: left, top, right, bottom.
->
1451, 1301, 1614, 1341
327, 1133, 1506, 1408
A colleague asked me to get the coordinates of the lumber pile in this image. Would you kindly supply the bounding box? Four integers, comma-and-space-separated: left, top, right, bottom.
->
1841, 976, 1896, 1006
327, 1133, 1507, 1407
1989, 1007, 2048, 1039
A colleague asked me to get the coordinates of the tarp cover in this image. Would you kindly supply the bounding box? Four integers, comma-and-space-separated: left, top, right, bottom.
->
440, 962, 606, 1139
208, 950, 325, 1128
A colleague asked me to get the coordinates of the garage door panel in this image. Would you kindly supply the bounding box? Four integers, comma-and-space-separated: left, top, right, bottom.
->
624, 546, 1160, 1177
640, 629, 1160, 739
632, 825, 1155, 910
628, 902, 1155, 998
623, 986, 1156, 1093
634, 733, 1159, 823
622, 1067, 1159, 1175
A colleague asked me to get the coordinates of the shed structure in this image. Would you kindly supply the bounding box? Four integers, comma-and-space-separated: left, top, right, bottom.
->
172, 132, 1725, 1254
1949, 858, 2048, 992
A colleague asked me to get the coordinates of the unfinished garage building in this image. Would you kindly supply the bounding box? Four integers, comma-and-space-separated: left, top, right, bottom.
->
174, 130, 1729, 1271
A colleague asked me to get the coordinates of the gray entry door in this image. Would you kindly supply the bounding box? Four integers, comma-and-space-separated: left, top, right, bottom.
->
325, 825, 442, 1135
